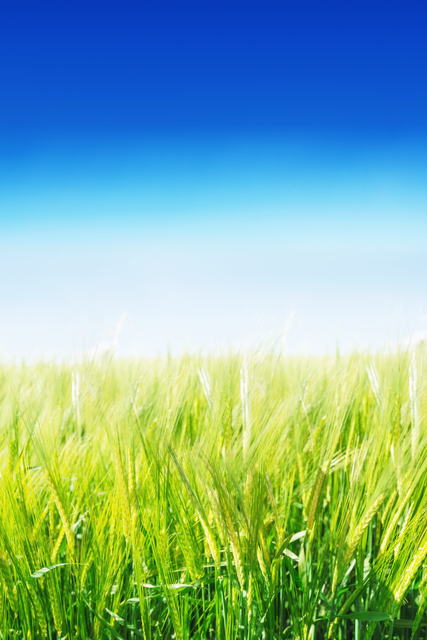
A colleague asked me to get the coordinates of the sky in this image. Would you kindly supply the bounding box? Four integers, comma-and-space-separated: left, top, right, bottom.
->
0, 0, 427, 359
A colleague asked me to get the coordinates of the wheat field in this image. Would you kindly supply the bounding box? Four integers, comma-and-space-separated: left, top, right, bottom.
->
0, 348, 426, 639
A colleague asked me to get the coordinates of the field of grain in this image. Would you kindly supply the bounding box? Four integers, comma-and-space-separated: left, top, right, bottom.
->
0, 349, 426, 639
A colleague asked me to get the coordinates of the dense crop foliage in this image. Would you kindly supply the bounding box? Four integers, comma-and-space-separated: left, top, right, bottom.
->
0, 350, 427, 639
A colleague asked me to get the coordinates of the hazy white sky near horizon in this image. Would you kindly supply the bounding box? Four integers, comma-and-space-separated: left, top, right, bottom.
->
1, 135, 427, 360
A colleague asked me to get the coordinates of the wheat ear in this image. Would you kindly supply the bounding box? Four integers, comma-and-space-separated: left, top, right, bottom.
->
331, 494, 384, 597
28, 582, 47, 637
379, 489, 411, 556
343, 494, 385, 565
80, 554, 93, 591
222, 501, 245, 590
394, 539, 427, 603
127, 447, 137, 519
113, 446, 131, 540
45, 470, 75, 557
199, 514, 220, 567
307, 467, 326, 534
297, 454, 307, 517
247, 572, 253, 624
8, 438, 16, 478
47, 574, 62, 636
0, 550, 18, 612
381, 489, 397, 525
51, 529, 66, 563
257, 545, 269, 585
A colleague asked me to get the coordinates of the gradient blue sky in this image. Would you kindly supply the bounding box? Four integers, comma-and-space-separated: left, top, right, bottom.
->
1, 0, 427, 359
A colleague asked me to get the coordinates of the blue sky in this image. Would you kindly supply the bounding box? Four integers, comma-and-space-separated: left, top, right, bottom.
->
0, 1, 426, 359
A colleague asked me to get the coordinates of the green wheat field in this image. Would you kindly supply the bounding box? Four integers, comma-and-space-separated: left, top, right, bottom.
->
1, 348, 427, 640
